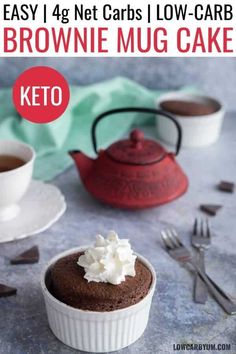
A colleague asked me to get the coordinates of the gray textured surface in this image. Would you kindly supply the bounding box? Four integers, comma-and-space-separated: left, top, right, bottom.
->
0, 58, 236, 109
0, 113, 236, 354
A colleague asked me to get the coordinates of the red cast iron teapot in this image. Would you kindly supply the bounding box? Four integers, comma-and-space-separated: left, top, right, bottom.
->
69, 107, 188, 209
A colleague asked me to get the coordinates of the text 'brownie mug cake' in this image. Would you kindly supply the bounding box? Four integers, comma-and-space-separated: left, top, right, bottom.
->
41, 231, 156, 352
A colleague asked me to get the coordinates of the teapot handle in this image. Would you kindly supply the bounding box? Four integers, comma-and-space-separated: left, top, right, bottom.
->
91, 107, 182, 156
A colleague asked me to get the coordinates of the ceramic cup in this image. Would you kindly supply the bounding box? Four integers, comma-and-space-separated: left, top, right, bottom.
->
0, 140, 35, 222
41, 247, 156, 353
156, 92, 225, 148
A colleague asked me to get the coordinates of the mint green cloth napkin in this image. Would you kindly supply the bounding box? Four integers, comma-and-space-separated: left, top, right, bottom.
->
0, 77, 187, 181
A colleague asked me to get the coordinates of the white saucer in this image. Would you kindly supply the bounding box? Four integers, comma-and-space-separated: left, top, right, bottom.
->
0, 180, 66, 243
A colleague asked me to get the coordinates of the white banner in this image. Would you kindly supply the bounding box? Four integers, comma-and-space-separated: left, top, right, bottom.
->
0, 0, 235, 56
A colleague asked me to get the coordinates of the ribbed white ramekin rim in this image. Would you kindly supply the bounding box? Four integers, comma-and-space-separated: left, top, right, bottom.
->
41, 246, 156, 352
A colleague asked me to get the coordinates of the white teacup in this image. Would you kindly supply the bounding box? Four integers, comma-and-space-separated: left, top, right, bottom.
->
0, 140, 35, 222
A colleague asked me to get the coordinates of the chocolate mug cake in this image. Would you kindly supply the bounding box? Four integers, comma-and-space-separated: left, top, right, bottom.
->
41, 231, 156, 352
156, 93, 224, 148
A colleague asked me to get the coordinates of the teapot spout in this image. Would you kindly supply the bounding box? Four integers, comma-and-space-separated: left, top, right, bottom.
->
69, 150, 94, 181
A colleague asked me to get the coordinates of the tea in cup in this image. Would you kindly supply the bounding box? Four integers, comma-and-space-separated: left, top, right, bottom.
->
0, 140, 35, 222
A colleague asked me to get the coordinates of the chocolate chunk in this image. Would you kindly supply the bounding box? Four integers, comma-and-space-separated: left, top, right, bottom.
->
10, 246, 39, 265
200, 204, 222, 216
0, 284, 17, 297
218, 181, 235, 193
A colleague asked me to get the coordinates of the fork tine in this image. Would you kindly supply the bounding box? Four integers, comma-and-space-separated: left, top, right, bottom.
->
166, 230, 178, 249
170, 229, 183, 247
206, 218, 211, 238
193, 218, 198, 235
161, 231, 174, 250
200, 218, 204, 236
166, 229, 178, 248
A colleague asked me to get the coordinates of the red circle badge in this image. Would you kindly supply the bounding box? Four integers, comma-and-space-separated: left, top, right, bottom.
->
12, 66, 70, 124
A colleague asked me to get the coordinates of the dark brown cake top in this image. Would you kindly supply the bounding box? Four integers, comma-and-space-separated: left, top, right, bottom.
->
50, 252, 153, 312
160, 100, 218, 116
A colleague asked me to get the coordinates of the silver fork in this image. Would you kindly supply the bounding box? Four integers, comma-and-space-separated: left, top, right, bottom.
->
161, 228, 236, 315
192, 218, 211, 304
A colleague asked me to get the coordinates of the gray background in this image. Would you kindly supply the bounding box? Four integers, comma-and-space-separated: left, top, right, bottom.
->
0, 58, 236, 109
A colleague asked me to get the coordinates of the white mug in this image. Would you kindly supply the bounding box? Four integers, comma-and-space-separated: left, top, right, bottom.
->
0, 140, 35, 222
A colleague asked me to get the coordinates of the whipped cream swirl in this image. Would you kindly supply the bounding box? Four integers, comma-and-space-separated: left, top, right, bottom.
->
77, 231, 137, 285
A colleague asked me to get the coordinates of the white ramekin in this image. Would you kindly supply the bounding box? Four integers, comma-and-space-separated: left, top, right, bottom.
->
41, 247, 156, 352
156, 92, 225, 148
